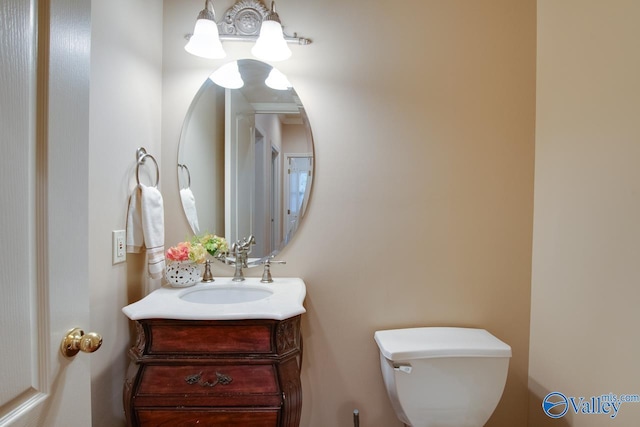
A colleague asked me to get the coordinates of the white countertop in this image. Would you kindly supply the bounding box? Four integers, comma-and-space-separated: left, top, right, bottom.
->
122, 277, 306, 321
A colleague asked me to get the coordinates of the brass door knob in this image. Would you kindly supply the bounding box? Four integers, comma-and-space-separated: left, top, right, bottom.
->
60, 327, 103, 358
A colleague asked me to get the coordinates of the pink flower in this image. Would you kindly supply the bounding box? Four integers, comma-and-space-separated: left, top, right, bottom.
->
166, 242, 191, 261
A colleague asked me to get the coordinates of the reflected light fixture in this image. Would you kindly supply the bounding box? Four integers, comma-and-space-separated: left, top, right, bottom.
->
184, 0, 226, 59
251, 2, 291, 62
209, 61, 244, 89
185, 0, 310, 61
265, 68, 292, 90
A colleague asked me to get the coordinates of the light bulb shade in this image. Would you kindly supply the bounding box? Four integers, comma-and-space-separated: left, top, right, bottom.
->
185, 18, 226, 59
251, 20, 291, 61
265, 68, 292, 90
209, 61, 244, 89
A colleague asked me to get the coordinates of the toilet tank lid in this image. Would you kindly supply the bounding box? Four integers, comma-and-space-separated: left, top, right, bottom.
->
374, 327, 512, 361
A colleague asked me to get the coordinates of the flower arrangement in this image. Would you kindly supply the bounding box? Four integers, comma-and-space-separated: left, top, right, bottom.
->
165, 234, 228, 264
197, 233, 229, 257
166, 241, 207, 264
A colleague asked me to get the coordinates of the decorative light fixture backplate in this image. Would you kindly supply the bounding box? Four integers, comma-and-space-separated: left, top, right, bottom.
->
221, 0, 269, 37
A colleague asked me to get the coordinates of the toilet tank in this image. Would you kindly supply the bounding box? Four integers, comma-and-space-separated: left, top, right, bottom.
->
374, 327, 512, 427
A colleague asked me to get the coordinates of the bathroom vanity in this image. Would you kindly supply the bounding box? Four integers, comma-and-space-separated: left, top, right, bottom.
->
122, 278, 306, 427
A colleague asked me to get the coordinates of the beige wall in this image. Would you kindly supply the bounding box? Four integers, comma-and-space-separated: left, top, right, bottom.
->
529, 1, 640, 426
162, 1, 536, 426
180, 81, 225, 235
88, 0, 163, 425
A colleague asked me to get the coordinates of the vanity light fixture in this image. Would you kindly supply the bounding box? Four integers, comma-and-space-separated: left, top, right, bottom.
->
251, 2, 291, 62
185, 0, 311, 62
264, 68, 292, 90
209, 61, 244, 89
184, 0, 226, 59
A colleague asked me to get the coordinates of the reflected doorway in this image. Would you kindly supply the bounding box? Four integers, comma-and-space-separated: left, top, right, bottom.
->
285, 155, 312, 243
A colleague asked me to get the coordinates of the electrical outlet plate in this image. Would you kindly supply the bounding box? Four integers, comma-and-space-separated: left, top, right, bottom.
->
112, 230, 126, 264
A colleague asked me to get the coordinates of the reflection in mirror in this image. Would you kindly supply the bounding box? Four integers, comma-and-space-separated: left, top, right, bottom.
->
178, 59, 314, 266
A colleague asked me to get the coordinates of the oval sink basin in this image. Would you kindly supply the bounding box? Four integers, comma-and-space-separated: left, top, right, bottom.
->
180, 286, 273, 304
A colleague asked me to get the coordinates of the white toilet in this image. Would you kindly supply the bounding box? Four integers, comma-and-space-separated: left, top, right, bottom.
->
374, 327, 511, 427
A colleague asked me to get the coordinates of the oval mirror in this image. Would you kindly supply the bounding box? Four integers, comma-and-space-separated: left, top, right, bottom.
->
178, 59, 314, 266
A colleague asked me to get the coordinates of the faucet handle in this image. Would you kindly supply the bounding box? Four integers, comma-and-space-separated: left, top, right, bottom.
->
214, 251, 231, 264
262, 257, 286, 266
236, 235, 256, 249
202, 259, 214, 282
260, 258, 286, 283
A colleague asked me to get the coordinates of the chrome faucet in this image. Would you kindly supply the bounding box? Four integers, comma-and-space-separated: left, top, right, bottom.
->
230, 235, 256, 281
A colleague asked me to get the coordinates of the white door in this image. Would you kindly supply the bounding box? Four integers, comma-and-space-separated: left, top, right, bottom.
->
270, 147, 281, 253
253, 129, 267, 257
225, 89, 256, 245
0, 1, 94, 426
284, 156, 312, 242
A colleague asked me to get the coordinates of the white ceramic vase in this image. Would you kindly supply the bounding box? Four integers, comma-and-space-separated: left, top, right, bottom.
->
164, 261, 201, 287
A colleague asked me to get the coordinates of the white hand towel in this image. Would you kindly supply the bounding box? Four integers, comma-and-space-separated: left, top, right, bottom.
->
140, 185, 165, 279
126, 187, 143, 253
180, 188, 200, 234
126, 184, 165, 279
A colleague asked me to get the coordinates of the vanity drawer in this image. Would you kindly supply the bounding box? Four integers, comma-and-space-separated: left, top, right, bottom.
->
136, 409, 279, 427
147, 321, 273, 354
135, 364, 281, 407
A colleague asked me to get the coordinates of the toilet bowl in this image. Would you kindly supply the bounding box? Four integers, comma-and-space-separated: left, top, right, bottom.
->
374, 327, 511, 427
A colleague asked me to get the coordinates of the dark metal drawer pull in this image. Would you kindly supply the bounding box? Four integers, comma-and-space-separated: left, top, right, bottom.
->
185, 371, 233, 387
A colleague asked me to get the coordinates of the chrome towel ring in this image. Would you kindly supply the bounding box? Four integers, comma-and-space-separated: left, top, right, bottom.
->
136, 147, 159, 187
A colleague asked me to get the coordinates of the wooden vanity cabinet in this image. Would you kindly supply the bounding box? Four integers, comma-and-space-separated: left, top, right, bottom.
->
123, 316, 302, 427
